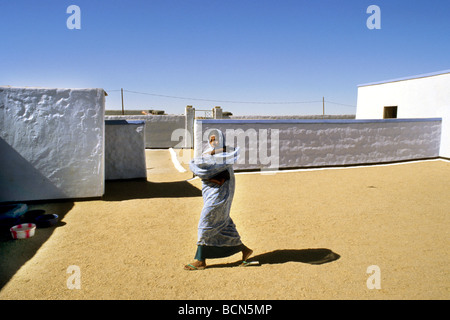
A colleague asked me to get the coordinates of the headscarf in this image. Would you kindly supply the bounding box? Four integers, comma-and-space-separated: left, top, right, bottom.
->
203, 129, 225, 154
189, 129, 239, 180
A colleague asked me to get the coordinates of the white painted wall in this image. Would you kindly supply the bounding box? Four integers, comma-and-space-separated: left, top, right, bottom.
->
0, 87, 105, 202
105, 115, 185, 148
356, 71, 450, 158
194, 119, 441, 171
105, 120, 147, 180
105, 112, 356, 150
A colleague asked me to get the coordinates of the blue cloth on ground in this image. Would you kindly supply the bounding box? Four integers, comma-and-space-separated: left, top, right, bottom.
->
189, 129, 242, 247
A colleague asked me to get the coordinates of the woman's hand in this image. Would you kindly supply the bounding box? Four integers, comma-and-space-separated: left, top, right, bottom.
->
210, 148, 225, 155
208, 178, 226, 186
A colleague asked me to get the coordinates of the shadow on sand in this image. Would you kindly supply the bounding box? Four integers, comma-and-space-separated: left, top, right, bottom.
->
103, 179, 202, 201
0, 201, 74, 290
0, 178, 200, 290
207, 248, 340, 269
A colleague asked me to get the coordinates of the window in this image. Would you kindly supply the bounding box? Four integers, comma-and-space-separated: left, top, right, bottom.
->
383, 106, 398, 119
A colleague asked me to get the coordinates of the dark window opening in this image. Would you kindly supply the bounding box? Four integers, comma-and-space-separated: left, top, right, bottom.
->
383, 106, 398, 119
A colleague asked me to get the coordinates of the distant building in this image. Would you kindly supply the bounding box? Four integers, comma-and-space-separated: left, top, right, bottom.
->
356, 70, 450, 158
105, 109, 166, 116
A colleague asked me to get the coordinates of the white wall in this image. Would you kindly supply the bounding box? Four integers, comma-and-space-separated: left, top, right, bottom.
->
356, 71, 450, 158
105, 120, 147, 180
194, 119, 442, 171
105, 115, 185, 148
0, 87, 105, 202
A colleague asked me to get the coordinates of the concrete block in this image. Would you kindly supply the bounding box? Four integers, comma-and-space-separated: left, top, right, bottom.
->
105, 120, 147, 180
104, 115, 185, 148
0, 87, 105, 202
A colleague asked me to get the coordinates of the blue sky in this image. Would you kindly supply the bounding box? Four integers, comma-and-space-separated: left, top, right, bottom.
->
1, 0, 449, 115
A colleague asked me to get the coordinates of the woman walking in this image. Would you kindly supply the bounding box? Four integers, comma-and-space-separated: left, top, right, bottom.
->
184, 129, 252, 270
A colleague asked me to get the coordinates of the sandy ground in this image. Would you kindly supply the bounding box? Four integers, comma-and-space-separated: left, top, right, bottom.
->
0, 149, 449, 300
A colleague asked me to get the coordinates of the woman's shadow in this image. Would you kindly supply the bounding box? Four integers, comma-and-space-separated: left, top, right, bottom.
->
208, 248, 340, 269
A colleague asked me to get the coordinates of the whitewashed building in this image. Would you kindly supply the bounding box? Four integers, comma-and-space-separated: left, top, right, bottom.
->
356, 70, 450, 158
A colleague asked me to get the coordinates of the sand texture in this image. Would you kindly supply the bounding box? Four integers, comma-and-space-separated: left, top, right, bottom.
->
0, 150, 449, 300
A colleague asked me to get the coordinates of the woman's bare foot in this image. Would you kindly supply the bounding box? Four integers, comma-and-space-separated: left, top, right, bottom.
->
184, 260, 206, 271
242, 246, 253, 262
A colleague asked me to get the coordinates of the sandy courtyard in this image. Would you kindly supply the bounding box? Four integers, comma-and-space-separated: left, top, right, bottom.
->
0, 150, 449, 300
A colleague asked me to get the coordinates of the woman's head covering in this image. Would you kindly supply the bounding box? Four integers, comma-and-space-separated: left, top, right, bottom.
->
190, 128, 240, 179
205, 129, 225, 153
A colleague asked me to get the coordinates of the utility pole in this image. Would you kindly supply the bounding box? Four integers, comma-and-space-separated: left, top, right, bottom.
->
323, 97, 325, 119
121, 88, 124, 115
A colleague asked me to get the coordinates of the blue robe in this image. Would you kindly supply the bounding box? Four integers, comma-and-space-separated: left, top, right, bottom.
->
189, 130, 243, 251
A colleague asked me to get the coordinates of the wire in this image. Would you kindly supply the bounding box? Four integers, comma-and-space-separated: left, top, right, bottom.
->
123, 89, 322, 105
324, 100, 357, 108
105, 88, 356, 107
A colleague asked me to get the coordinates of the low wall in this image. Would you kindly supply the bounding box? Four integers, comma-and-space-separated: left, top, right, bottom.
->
194, 118, 442, 171
105, 120, 147, 180
0, 87, 105, 202
105, 113, 357, 150
229, 115, 356, 120
105, 115, 185, 148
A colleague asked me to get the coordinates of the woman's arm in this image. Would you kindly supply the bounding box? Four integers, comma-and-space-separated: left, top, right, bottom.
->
209, 147, 226, 155
207, 169, 230, 186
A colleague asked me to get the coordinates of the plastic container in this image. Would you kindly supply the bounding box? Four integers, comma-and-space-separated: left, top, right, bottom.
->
0, 203, 28, 219
35, 214, 59, 228
10, 223, 36, 239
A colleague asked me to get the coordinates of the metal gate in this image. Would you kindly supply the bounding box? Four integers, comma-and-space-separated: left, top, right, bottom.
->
194, 109, 213, 119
